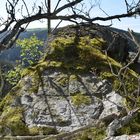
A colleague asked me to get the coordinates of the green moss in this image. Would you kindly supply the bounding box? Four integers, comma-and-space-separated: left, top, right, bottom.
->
0, 83, 22, 113
28, 127, 40, 136
0, 81, 30, 136
29, 72, 40, 94
100, 69, 138, 96
71, 93, 91, 107
114, 75, 138, 95
70, 75, 77, 81
21, 67, 35, 77
0, 107, 29, 136
40, 127, 57, 135
116, 112, 140, 135
90, 37, 106, 49
0, 105, 57, 136
43, 36, 121, 74
124, 77, 137, 93
73, 123, 106, 140
56, 76, 68, 87
112, 79, 120, 91
29, 126, 57, 136
20, 36, 122, 78
100, 71, 115, 83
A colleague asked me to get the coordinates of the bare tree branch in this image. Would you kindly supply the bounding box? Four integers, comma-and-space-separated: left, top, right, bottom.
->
107, 107, 140, 137
53, 0, 83, 15
21, 0, 30, 17
53, 0, 61, 12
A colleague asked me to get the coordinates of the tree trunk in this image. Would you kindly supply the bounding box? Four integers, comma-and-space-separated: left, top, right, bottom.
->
48, 0, 51, 34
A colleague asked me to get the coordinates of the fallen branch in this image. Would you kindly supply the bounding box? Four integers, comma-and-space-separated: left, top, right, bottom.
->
106, 107, 140, 137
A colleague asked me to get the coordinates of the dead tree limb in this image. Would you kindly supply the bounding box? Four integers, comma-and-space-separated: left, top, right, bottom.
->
107, 108, 140, 137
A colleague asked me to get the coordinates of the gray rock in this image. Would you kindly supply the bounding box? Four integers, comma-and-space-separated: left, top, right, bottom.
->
20, 71, 125, 132
2, 69, 129, 134
99, 91, 126, 121
105, 134, 140, 140
21, 94, 33, 105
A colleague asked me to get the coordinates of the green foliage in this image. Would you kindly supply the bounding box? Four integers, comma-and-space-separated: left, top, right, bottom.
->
6, 35, 43, 87
6, 65, 21, 86
17, 34, 43, 66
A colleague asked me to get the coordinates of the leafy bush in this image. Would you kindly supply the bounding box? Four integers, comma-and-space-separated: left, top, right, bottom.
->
16, 34, 43, 66
6, 65, 21, 86
6, 35, 43, 86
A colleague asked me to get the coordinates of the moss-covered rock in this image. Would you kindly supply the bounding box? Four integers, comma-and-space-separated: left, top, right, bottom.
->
71, 93, 92, 107
0, 107, 29, 136
0, 25, 140, 138
45, 36, 121, 73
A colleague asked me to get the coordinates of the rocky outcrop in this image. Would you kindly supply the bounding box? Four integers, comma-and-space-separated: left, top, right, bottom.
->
0, 25, 140, 139
21, 71, 126, 131
0, 70, 126, 135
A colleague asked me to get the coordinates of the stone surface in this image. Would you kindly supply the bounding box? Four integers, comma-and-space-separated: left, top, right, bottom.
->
99, 91, 126, 122
106, 134, 140, 140
12, 70, 125, 133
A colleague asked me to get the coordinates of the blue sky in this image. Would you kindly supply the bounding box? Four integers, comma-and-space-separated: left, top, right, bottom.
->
0, 0, 140, 32
94, 0, 140, 32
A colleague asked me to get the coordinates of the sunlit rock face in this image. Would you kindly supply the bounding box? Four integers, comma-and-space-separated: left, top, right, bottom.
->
8, 70, 125, 133
107, 134, 140, 140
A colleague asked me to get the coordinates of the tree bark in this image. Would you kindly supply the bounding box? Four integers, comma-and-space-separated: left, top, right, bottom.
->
48, 0, 51, 34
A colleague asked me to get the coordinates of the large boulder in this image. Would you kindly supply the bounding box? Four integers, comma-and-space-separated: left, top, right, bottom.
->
0, 25, 139, 139
0, 69, 128, 139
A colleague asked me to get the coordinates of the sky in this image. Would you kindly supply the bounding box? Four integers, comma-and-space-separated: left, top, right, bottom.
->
0, 0, 140, 32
